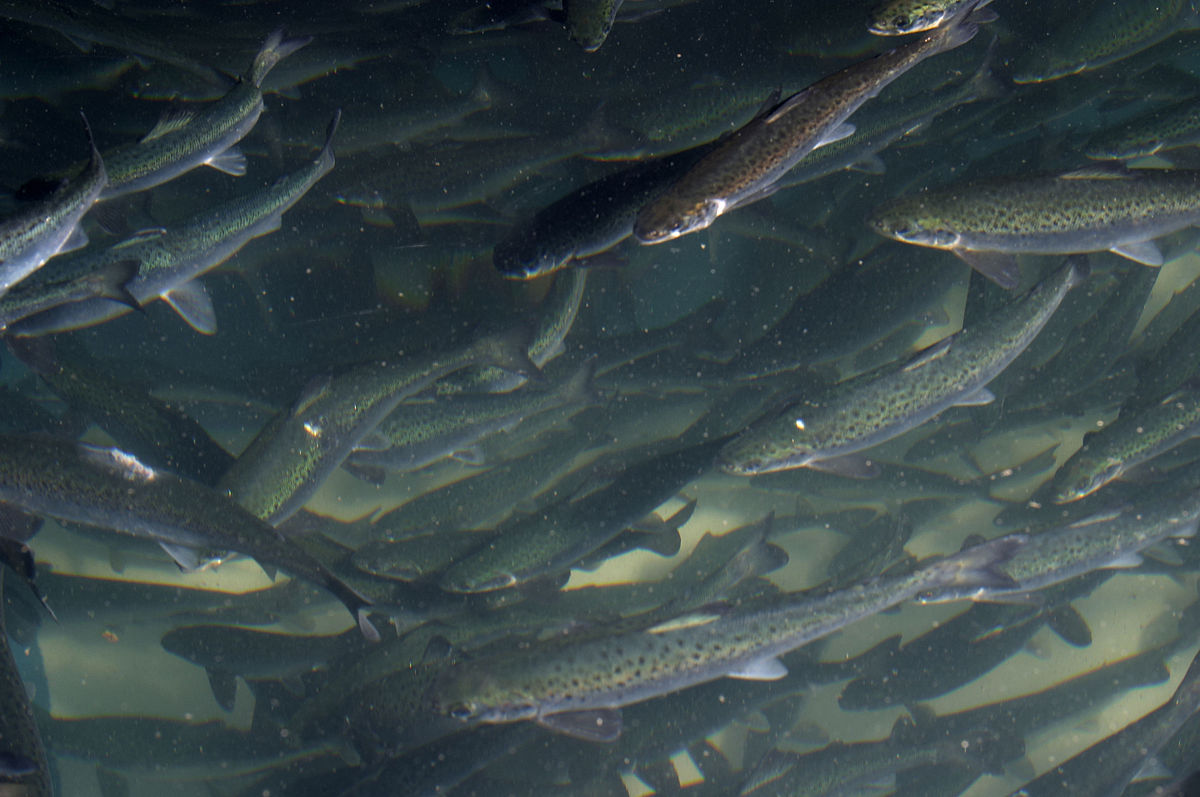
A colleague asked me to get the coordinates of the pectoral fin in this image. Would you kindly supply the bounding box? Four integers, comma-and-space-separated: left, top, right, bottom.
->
952, 249, 1020, 289
163, 281, 217, 335
1110, 241, 1163, 266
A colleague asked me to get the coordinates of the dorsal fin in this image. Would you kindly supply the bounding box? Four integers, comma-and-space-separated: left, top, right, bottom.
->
140, 108, 196, 143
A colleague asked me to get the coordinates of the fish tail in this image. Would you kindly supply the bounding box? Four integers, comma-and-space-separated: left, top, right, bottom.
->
249, 28, 313, 88
325, 574, 379, 642
1064, 253, 1092, 286
478, 327, 542, 381
560, 356, 602, 406
933, 0, 997, 52
316, 110, 341, 171
934, 533, 1028, 591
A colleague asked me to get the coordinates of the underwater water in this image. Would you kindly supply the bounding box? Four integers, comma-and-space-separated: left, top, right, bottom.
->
2, 0, 1200, 794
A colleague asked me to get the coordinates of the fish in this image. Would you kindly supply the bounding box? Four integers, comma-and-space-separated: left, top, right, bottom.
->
1085, 96, 1200, 160
0, 255, 138, 332
738, 717, 1000, 796
0, 0, 227, 86
361, 420, 605, 544
438, 435, 728, 593
218, 329, 539, 525
434, 268, 589, 393
345, 357, 599, 476
160, 624, 363, 711
1009, 647, 1200, 796
0, 435, 377, 639
424, 534, 1025, 741
7, 336, 235, 488
919, 491, 1200, 603
839, 578, 1106, 711
1013, 0, 1200, 85
5, 112, 340, 337
1053, 384, 1200, 503
868, 166, 1200, 288
868, 0, 990, 35
492, 144, 715, 280
0, 117, 106, 295
97, 28, 310, 199
0, 571, 51, 797
718, 256, 1084, 477
631, 0, 993, 244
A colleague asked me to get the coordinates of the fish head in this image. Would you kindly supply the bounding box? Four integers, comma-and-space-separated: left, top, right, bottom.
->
869, 0, 959, 35
493, 231, 574, 280
441, 565, 519, 594
868, 201, 962, 249
717, 426, 817, 476
427, 665, 538, 726
1052, 456, 1121, 504
634, 197, 725, 244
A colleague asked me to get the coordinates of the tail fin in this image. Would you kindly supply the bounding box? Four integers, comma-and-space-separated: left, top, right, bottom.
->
927, 533, 1028, 594
249, 28, 312, 88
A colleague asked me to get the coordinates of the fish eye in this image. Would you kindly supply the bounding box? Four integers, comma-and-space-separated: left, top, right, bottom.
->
893, 15, 909, 27
448, 703, 475, 721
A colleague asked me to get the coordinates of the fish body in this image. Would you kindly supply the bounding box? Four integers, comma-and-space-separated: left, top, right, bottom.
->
0, 436, 375, 636
219, 330, 537, 525
438, 435, 726, 593
493, 145, 714, 279
868, 166, 1200, 288
99, 29, 310, 199
1054, 385, 1200, 503
435, 269, 588, 394
348, 358, 598, 474
425, 535, 1024, 739
8, 337, 234, 487
920, 491, 1200, 603
868, 0, 987, 35
1013, 0, 1198, 84
632, 0, 990, 244
0, 128, 106, 295
5, 114, 339, 337
1085, 96, 1200, 160
718, 257, 1083, 476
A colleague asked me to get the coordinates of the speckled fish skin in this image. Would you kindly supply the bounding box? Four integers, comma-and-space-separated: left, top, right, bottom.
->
868, 0, 986, 35
632, 0, 991, 245
424, 535, 1025, 738
919, 491, 1200, 604
1013, 0, 1198, 85
99, 28, 310, 199
218, 330, 537, 525
718, 257, 1084, 476
0, 435, 375, 637
1085, 97, 1200, 160
0, 128, 106, 295
868, 167, 1200, 269
1053, 384, 1200, 503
